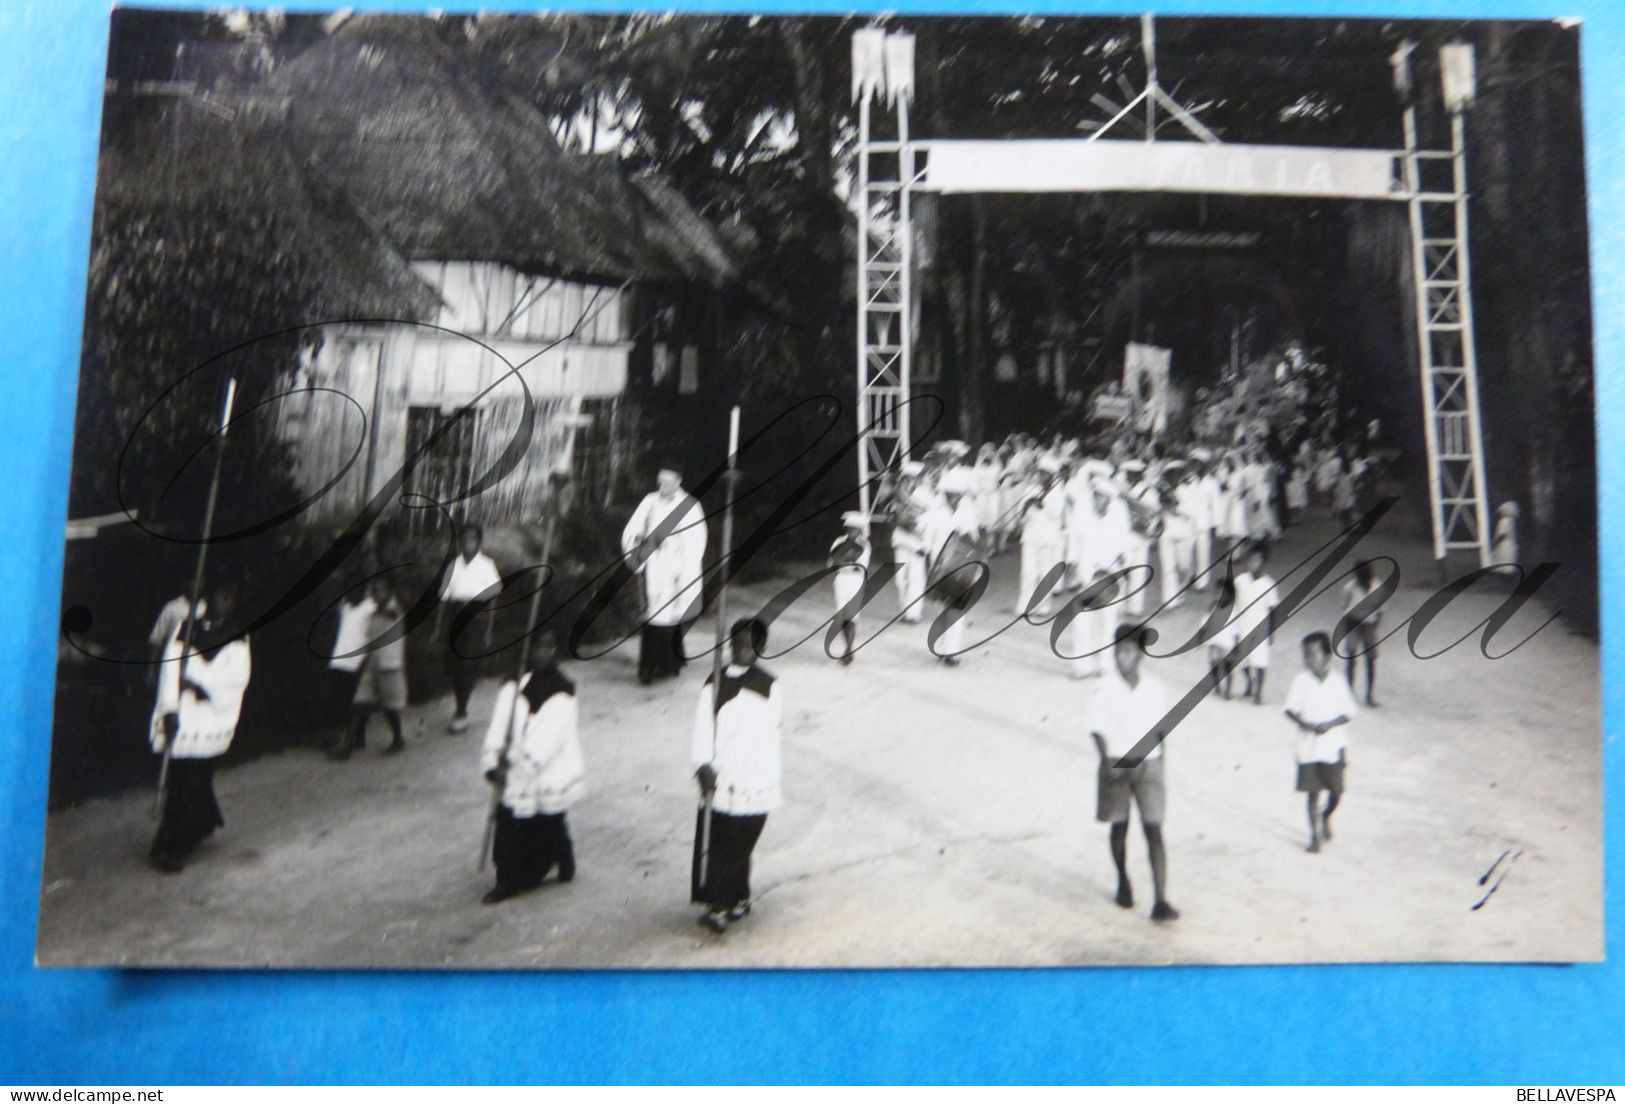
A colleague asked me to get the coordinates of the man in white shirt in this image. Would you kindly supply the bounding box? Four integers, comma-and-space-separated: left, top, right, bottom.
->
439, 522, 504, 733
1088, 624, 1178, 922
1283, 631, 1359, 853
621, 467, 709, 685
692, 618, 782, 933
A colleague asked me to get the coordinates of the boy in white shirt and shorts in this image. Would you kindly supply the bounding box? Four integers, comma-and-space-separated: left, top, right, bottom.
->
1089, 623, 1179, 922
1283, 631, 1359, 853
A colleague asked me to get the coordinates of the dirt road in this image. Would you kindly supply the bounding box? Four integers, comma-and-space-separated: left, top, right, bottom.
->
35, 508, 1603, 967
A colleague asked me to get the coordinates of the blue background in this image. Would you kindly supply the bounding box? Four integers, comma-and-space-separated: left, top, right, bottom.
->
1, 0, 1618, 1085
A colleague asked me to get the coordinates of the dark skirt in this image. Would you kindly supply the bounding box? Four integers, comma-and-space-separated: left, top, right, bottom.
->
696, 809, 767, 912
638, 622, 690, 681
492, 807, 574, 891
151, 757, 223, 862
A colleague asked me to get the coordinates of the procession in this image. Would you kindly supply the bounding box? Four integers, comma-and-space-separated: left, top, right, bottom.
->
37, 11, 1599, 968
38, 349, 1597, 967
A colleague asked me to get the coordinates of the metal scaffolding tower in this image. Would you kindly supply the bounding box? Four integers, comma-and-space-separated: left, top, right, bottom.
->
852, 28, 916, 519
1401, 71, 1494, 564
850, 22, 1493, 566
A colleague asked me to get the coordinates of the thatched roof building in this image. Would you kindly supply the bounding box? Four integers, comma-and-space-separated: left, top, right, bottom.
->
264, 14, 743, 290
89, 12, 750, 539
92, 92, 442, 322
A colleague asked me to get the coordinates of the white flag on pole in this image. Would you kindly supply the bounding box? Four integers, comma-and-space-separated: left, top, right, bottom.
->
885, 33, 915, 107
851, 28, 886, 104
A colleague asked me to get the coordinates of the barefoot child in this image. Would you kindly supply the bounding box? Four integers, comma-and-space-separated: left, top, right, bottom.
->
1205, 564, 1240, 700
1340, 559, 1384, 707
1232, 542, 1280, 705
330, 578, 408, 759
1283, 631, 1359, 853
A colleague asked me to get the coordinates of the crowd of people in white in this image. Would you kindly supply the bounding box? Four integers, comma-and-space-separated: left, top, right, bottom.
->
853, 370, 1389, 674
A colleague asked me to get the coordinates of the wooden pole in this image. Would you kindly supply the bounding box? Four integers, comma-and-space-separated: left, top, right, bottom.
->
1142, 13, 1157, 142
693, 406, 740, 902
479, 475, 567, 872
155, 377, 236, 818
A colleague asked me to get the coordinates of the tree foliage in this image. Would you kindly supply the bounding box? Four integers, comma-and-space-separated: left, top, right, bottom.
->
77, 194, 324, 540
86, 11, 1595, 575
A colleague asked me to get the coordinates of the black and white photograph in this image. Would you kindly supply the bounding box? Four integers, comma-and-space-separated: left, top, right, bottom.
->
39, 6, 1600, 968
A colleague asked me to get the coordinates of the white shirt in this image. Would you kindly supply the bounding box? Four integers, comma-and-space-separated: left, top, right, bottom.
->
441, 551, 502, 602
329, 595, 377, 673
1087, 666, 1171, 762
932, 497, 979, 557
1233, 571, 1280, 637
1096, 494, 1134, 569
1022, 481, 1066, 546
482, 670, 587, 816
692, 664, 783, 815
1283, 670, 1359, 763
1198, 474, 1222, 530
920, 496, 955, 562
1174, 481, 1203, 530
150, 632, 253, 759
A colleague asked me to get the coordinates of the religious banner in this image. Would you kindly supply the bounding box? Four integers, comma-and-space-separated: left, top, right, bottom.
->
884, 31, 915, 106
1124, 341, 1172, 436
850, 26, 885, 104
1441, 42, 1478, 113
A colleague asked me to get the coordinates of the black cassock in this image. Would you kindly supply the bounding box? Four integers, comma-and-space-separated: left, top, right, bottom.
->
151, 758, 223, 864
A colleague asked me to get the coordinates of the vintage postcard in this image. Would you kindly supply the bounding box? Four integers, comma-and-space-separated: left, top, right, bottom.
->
39, 7, 1600, 967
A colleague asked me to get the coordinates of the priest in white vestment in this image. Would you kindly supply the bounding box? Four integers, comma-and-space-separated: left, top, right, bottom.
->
621, 467, 709, 684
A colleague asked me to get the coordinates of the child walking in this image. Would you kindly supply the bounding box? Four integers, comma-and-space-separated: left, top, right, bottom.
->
440, 522, 502, 732
1205, 563, 1241, 700
1232, 542, 1280, 705
1340, 559, 1384, 707
331, 578, 408, 759
1283, 631, 1359, 853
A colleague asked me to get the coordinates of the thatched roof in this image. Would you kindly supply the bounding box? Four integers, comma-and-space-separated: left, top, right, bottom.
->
94, 92, 443, 321
264, 15, 744, 288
